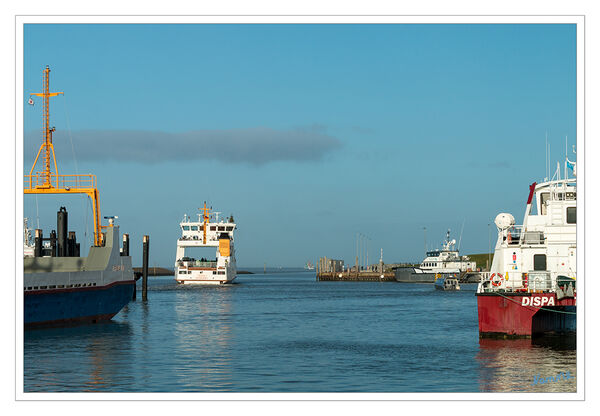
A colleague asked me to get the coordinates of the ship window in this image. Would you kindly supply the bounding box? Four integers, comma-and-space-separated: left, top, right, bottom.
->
226, 226, 233, 231
218, 226, 225, 231
191, 226, 198, 231
199, 225, 204, 231
533, 254, 546, 271
183, 226, 190, 231
210, 226, 216, 231
567, 207, 576, 224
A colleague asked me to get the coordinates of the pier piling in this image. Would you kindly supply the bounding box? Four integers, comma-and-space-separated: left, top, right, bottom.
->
142, 235, 149, 301
122, 233, 129, 257
34, 229, 42, 257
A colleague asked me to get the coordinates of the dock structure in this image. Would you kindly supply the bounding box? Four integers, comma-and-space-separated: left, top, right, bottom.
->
317, 257, 344, 274
316, 255, 396, 281
316, 270, 396, 282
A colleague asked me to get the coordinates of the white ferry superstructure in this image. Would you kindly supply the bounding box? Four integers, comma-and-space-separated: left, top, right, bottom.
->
419, 230, 476, 273
175, 202, 237, 285
395, 230, 476, 283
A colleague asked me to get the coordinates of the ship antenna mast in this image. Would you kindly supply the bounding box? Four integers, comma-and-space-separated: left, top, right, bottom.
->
201, 201, 211, 244
25, 66, 104, 246
29, 65, 63, 185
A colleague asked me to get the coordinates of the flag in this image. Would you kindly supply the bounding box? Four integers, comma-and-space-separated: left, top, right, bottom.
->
567, 158, 576, 176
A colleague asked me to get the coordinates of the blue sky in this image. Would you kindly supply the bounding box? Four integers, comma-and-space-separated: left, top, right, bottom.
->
22, 23, 577, 268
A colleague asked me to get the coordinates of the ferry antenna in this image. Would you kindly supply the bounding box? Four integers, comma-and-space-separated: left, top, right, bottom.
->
24, 66, 104, 246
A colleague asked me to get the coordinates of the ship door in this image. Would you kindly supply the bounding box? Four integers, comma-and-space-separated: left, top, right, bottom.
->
534, 254, 547, 271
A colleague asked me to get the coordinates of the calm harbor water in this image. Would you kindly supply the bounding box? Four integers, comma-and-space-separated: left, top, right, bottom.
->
23, 272, 576, 393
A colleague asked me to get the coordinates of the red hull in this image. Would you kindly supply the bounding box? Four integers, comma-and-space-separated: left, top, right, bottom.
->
476, 292, 576, 337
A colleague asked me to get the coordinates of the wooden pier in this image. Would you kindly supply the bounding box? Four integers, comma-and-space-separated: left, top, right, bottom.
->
316, 271, 396, 282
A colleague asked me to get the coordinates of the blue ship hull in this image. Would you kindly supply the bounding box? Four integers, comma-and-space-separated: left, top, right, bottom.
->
24, 281, 135, 328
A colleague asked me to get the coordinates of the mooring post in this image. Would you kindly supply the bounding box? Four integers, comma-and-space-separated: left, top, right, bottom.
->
142, 235, 149, 301
122, 233, 129, 257
34, 229, 43, 257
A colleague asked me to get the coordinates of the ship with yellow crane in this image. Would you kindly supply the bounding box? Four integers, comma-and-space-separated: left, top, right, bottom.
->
175, 203, 237, 284
23, 66, 135, 327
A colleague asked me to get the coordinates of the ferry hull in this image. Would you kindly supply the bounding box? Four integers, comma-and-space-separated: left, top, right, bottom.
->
24, 280, 135, 328
395, 268, 435, 283
476, 292, 576, 337
395, 268, 458, 283
176, 277, 236, 285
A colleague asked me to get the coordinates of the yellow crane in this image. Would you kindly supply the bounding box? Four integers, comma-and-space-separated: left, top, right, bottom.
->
24, 66, 104, 246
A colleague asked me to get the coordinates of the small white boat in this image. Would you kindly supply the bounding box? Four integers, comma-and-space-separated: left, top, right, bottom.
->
434, 274, 461, 291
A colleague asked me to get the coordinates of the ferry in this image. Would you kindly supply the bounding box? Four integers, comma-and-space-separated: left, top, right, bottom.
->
395, 230, 476, 283
476, 159, 576, 337
23, 66, 135, 327
174, 203, 237, 284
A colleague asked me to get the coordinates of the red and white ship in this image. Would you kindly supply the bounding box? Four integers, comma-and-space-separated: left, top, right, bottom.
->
476, 158, 577, 337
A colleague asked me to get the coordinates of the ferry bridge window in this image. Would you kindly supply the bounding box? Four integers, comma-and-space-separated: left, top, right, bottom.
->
534, 254, 547, 271
210, 226, 216, 231
191, 226, 198, 231
182, 226, 190, 231
567, 207, 576, 224
226, 226, 233, 231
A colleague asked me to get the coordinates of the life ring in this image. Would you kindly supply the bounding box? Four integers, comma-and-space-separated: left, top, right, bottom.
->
490, 273, 503, 286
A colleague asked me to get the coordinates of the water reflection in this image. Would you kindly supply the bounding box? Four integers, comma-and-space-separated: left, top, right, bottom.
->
173, 286, 234, 391
476, 336, 576, 392
24, 321, 134, 392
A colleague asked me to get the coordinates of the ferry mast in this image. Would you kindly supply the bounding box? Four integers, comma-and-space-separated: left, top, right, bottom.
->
201, 202, 210, 244
24, 66, 104, 246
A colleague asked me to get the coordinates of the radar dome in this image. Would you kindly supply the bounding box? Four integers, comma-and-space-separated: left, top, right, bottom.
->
494, 213, 515, 230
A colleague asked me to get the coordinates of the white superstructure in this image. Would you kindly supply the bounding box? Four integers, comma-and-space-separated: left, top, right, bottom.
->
420, 230, 476, 273
175, 203, 237, 285
477, 159, 577, 294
